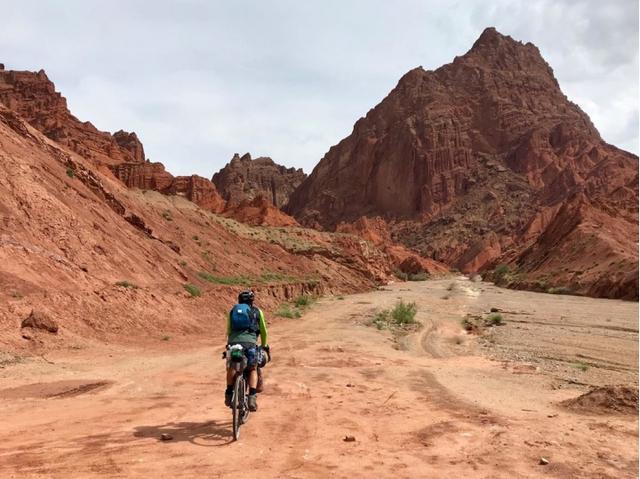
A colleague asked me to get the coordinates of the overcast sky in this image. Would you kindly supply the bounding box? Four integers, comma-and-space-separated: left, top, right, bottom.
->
2, 0, 638, 176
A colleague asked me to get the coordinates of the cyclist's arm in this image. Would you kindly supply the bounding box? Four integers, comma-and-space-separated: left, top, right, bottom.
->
258, 309, 268, 347
226, 311, 231, 337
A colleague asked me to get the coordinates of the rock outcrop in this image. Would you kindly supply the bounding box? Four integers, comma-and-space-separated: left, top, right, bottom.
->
110, 161, 174, 191
0, 68, 143, 165
223, 196, 299, 227
0, 66, 229, 214
286, 28, 638, 299
212, 153, 306, 208
165, 175, 226, 213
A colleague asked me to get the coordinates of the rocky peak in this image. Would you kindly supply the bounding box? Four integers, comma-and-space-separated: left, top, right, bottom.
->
0, 67, 144, 165
212, 152, 306, 208
113, 130, 145, 163
286, 27, 637, 297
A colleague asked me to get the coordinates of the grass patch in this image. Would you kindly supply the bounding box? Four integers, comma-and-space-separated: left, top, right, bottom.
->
408, 272, 429, 281
547, 286, 572, 295
276, 304, 302, 319
66, 167, 75, 178
162, 210, 172, 221
293, 294, 315, 308
161, 335, 171, 341
259, 271, 297, 283
446, 282, 457, 291
570, 361, 589, 372
337, 296, 345, 300
183, 283, 201, 297
371, 300, 419, 330
487, 312, 503, 326
115, 280, 138, 289
372, 310, 390, 330
179, 260, 187, 267
197, 273, 250, 286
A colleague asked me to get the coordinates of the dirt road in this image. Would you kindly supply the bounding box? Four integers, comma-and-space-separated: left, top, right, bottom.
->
0, 278, 637, 478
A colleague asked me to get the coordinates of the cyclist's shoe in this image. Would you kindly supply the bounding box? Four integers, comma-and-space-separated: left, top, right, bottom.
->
224, 390, 233, 408
248, 394, 258, 411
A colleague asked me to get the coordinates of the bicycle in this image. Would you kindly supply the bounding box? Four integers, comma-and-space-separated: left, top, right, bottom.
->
223, 344, 269, 441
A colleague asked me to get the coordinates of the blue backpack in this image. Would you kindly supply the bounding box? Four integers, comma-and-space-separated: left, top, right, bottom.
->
230, 303, 260, 333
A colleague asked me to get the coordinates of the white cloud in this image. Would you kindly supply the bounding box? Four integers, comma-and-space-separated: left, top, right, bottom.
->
1, 0, 637, 177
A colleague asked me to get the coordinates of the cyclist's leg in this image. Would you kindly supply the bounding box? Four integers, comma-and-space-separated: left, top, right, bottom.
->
248, 368, 258, 389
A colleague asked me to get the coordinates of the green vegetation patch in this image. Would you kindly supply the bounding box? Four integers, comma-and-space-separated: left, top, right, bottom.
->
115, 280, 139, 289
275, 304, 302, 319
197, 272, 251, 286
391, 300, 418, 325
547, 286, 572, 295
370, 300, 419, 331
183, 283, 201, 297
487, 312, 503, 326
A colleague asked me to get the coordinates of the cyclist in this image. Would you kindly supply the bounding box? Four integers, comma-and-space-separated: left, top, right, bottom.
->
225, 290, 269, 411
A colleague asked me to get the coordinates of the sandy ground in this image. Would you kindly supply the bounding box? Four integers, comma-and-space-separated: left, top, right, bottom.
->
0, 278, 637, 478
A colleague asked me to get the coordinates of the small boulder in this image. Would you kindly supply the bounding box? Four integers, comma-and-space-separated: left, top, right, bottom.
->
160, 433, 173, 441
539, 457, 549, 466
21, 310, 58, 334
343, 435, 356, 442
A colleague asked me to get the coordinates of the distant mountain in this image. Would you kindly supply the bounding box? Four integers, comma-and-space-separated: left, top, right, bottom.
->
286, 28, 638, 299
212, 153, 306, 209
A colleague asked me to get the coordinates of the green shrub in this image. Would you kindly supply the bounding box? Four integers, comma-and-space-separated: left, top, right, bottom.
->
66, 167, 75, 178
183, 283, 201, 297
179, 260, 187, 267
495, 264, 509, 275
276, 304, 301, 319
162, 210, 172, 221
337, 296, 345, 300
372, 309, 390, 330
293, 294, 314, 308
161, 335, 171, 341
487, 312, 503, 326
115, 280, 138, 289
391, 300, 417, 325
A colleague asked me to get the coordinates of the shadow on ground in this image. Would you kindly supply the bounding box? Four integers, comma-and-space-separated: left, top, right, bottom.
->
133, 420, 233, 447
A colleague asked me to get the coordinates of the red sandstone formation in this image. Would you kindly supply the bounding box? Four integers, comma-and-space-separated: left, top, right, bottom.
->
0, 65, 230, 214
0, 68, 143, 165
165, 175, 226, 213
212, 153, 306, 208
286, 28, 638, 299
223, 196, 299, 227
110, 161, 174, 191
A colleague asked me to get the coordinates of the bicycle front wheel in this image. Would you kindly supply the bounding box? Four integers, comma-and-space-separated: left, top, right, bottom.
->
232, 375, 245, 441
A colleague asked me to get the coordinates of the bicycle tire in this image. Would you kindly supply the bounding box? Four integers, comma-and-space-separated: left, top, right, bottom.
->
232, 375, 245, 441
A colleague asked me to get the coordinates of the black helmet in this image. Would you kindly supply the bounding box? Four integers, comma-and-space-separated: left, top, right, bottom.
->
238, 290, 255, 304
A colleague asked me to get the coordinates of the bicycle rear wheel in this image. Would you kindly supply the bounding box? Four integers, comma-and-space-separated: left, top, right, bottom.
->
232, 375, 245, 441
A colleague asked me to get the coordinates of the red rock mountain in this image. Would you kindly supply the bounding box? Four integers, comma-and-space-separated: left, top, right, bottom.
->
0, 98, 400, 351
0, 65, 226, 214
212, 153, 306, 208
0, 66, 143, 166
286, 28, 638, 299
